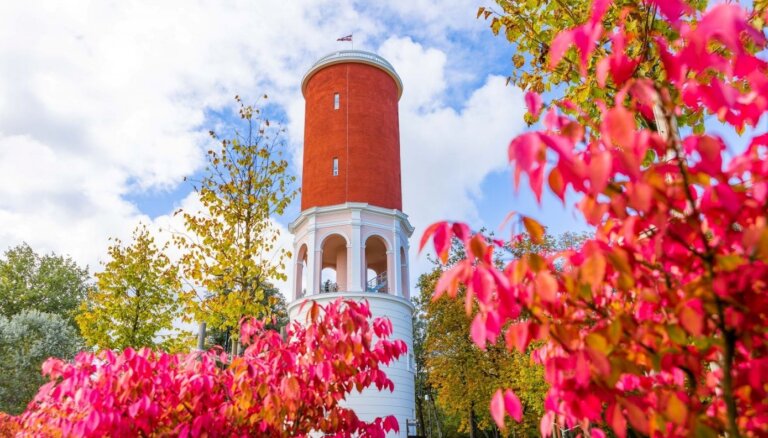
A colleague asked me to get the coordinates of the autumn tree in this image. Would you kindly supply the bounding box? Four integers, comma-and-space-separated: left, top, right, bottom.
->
0, 310, 82, 415
175, 96, 297, 351
77, 225, 184, 351
423, 1, 768, 436
478, 0, 767, 132
0, 243, 89, 329
417, 232, 586, 437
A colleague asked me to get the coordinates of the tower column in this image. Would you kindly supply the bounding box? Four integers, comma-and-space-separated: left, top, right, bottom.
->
350, 211, 363, 292
386, 250, 395, 295
313, 248, 322, 294
393, 244, 402, 297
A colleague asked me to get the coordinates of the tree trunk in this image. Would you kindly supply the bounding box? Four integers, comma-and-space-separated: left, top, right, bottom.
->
197, 321, 206, 351
416, 393, 426, 437
469, 406, 478, 438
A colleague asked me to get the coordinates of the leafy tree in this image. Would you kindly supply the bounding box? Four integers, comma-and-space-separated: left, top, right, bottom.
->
423, 1, 768, 436
76, 225, 184, 351
0, 310, 82, 414
8, 299, 405, 437
175, 96, 298, 350
205, 282, 288, 351
0, 243, 89, 328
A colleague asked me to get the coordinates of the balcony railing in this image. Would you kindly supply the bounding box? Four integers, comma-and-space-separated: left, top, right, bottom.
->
366, 272, 388, 293
312, 273, 389, 294
320, 281, 339, 294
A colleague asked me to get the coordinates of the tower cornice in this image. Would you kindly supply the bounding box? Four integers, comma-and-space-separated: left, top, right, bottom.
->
289, 202, 414, 237
301, 50, 403, 99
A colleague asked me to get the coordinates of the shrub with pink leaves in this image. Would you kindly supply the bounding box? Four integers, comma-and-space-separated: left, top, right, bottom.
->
6, 299, 405, 437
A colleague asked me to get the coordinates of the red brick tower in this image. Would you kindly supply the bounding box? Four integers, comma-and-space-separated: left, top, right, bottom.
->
300, 51, 403, 211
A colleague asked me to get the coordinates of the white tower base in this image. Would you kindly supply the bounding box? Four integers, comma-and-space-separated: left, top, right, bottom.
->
288, 293, 415, 437
288, 203, 416, 437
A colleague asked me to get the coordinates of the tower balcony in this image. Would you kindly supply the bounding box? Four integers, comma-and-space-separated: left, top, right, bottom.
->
289, 203, 413, 302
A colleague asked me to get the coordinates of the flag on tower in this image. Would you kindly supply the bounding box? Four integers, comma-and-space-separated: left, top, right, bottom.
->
337, 34, 352, 42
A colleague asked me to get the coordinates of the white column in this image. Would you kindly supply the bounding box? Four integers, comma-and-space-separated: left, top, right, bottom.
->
393, 241, 402, 297
402, 244, 411, 299
350, 211, 363, 292
290, 246, 299, 299
313, 249, 323, 295
386, 250, 395, 294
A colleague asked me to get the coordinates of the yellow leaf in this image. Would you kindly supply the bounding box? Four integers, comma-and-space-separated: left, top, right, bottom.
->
522, 216, 545, 244
665, 393, 688, 425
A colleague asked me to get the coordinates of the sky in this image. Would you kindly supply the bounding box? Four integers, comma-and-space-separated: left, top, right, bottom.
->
0, 0, 590, 301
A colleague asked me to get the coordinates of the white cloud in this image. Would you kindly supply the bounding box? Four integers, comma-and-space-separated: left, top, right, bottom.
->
0, 0, 525, 303
384, 38, 526, 280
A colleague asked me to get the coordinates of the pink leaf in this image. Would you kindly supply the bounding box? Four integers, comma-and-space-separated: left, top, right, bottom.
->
525, 92, 543, 119
470, 315, 488, 350
490, 389, 505, 428
504, 390, 523, 422
646, 0, 692, 24
549, 29, 574, 69
588, 150, 612, 194
383, 416, 399, 433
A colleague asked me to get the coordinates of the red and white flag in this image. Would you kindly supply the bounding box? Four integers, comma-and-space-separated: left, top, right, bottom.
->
337, 34, 352, 42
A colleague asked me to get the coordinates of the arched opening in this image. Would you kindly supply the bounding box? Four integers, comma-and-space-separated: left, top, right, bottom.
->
364, 235, 389, 293
400, 246, 408, 298
320, 234, 347, 293
295, 244, 308, 299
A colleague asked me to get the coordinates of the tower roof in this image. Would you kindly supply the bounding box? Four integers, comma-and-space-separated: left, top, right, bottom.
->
301, 50, 403, 99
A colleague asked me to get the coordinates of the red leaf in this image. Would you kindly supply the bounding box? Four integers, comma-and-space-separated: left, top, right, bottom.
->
548, 167, 566, 201
452, 222, 472, 244
603, 107, 634, 148
535, 271, 558, 303
625, 401, 649, 435
606, 403, 627, 438
505, 321, 531, 353
383, 415, 399, 433
679, 298, 704, 336
503, 390, 523, 422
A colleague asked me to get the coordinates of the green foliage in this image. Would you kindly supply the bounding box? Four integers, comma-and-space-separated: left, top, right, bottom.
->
76, 225, 184, 351
0, 243, 89, 329
175, 96, 298, 341
0, 310, 83, 414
